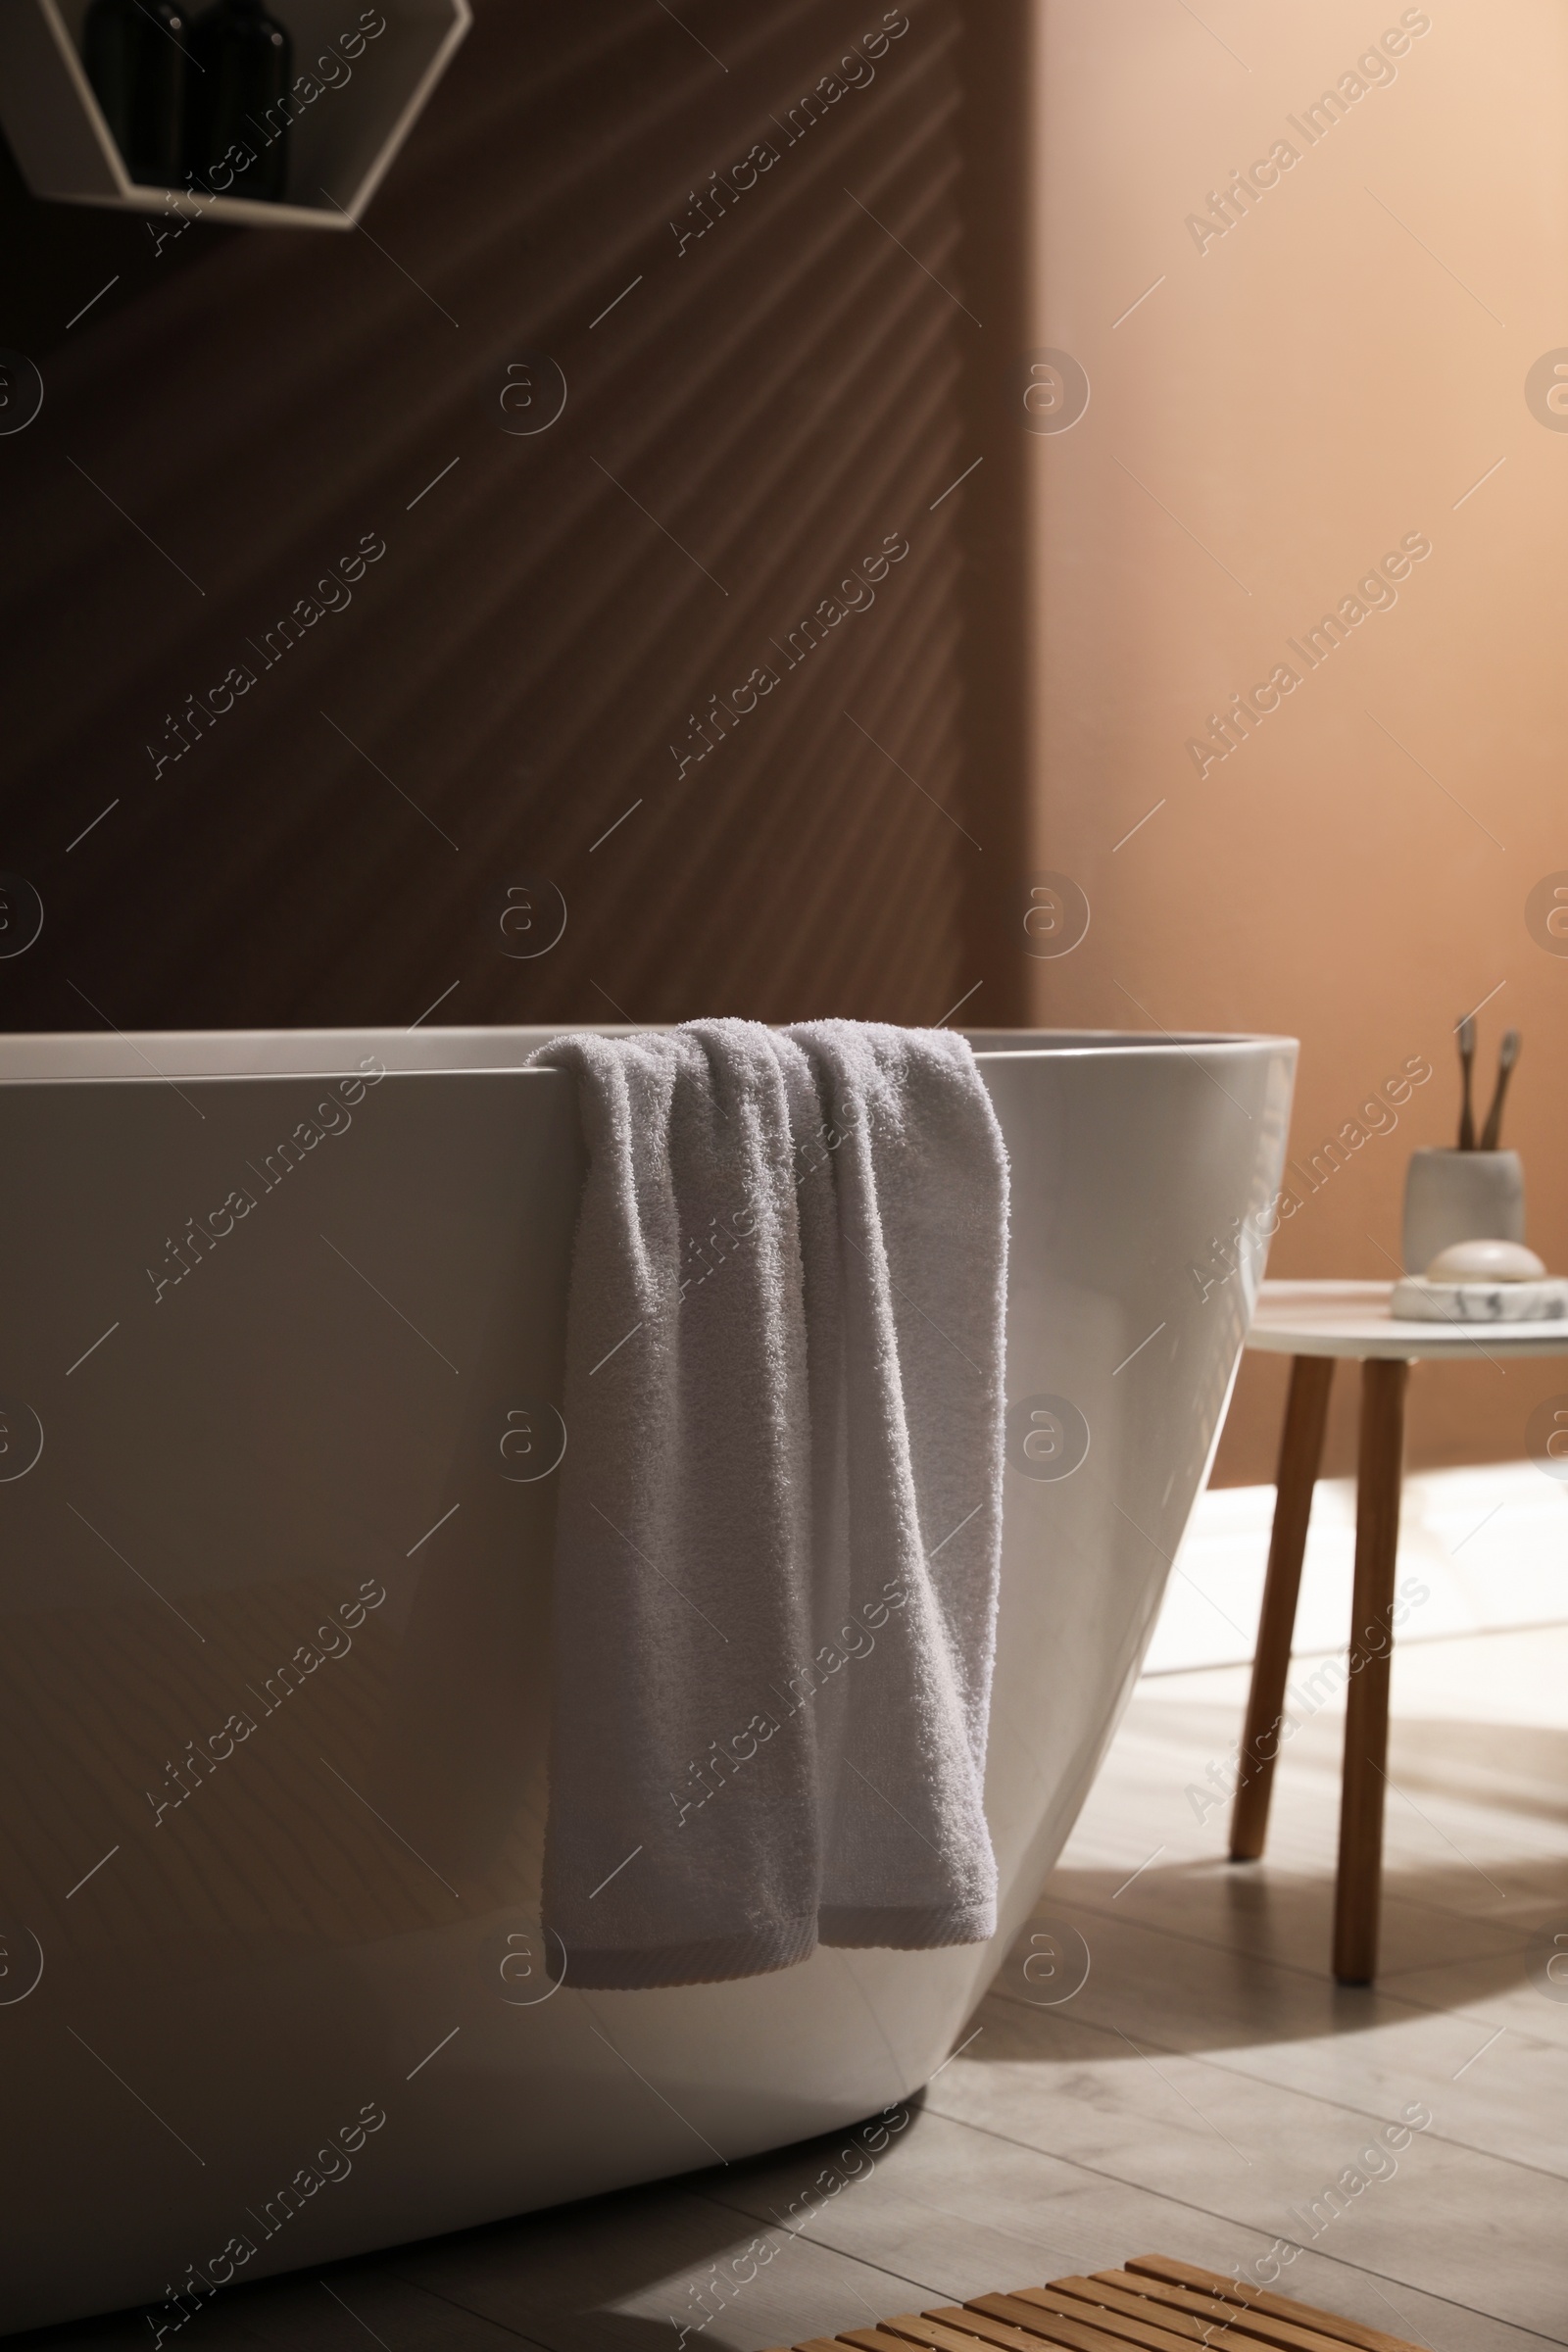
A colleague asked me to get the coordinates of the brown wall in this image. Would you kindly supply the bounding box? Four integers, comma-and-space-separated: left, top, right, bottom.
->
1027, 0, 1568, 1484
0, 1, 1030, 1034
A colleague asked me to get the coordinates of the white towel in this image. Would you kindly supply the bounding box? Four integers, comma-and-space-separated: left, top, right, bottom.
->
528, 1020, 1008, 1989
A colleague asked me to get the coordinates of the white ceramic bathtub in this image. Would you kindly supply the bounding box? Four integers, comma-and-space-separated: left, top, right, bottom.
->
0, 1024, 1294, 2334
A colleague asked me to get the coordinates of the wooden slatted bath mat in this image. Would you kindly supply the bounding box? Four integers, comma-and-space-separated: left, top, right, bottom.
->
767, 2252, 1423, 2352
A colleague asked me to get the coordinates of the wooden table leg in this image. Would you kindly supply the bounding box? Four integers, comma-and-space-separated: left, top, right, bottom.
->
1333, 1356, 1410, 1985
1230, 1353, 1335, 1861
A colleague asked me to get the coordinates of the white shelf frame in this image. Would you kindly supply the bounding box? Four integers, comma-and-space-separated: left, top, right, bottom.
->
0, 0, 470, 230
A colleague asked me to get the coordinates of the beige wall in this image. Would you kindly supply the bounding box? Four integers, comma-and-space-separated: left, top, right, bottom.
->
1027, 0, 1568, 1484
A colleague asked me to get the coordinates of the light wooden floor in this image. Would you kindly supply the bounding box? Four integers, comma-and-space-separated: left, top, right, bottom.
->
32, 1623, 1568, 2352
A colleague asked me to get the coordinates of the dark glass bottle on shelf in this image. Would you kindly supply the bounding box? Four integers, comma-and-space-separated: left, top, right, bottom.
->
187, 0, 293, 203
82, 0, 191, 188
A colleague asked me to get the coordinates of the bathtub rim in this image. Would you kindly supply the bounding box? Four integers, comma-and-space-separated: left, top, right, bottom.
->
0, 1024, 1299, 1085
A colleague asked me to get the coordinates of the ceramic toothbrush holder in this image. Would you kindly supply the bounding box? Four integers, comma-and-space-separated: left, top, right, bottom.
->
1401, 1148, 1525, 1275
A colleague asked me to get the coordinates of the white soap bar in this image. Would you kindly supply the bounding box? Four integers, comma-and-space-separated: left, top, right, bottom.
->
1424, 1238, 1545, 1282
1391, 1275, 1568, 1324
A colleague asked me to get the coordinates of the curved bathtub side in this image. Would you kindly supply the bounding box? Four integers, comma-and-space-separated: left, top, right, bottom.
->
975, 1035, 1295, 1984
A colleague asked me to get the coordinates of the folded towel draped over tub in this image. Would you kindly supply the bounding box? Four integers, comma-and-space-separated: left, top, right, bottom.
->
527, 1019, 1009, 1990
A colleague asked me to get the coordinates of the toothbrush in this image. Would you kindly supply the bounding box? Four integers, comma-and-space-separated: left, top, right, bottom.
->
1479, 1028, 1520, 1152
1457, 1014, 1476, 1150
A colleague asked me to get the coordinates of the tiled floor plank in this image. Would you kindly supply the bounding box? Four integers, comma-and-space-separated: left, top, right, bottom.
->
977, 1898, 1568, 2183
384, 2176, 954, 2352
700, 2100, 1566, 2349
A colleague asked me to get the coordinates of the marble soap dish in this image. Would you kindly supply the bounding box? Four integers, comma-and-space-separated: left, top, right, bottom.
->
1391, 1238, 1568, 1323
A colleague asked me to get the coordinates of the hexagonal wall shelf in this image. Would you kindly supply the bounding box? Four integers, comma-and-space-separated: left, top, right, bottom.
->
0, 0, 470, 230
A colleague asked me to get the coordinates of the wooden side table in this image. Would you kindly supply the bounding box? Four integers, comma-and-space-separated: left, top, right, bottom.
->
1233, 1279, 1568, 1984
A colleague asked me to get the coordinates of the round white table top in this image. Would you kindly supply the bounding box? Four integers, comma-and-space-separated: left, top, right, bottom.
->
1247, 1279, 1568, 1360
